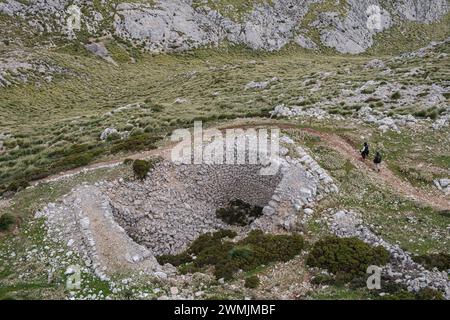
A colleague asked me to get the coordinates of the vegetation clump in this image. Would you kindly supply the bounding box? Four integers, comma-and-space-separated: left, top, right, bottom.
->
0, 213, 16, 232
306, 236, 390, 282
5, 180, 29, 193
390, 91, 402, 100
132, 160, 151, 180
216, 199, 263, 226
412, 253, 450, 271
156, 229, 305, 280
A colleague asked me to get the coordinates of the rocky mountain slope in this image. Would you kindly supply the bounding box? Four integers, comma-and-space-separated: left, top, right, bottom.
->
0, 0, 449, 54
1, 0, 449, 302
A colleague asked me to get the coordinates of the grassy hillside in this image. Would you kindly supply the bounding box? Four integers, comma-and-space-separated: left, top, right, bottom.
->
1, 34, 449, 192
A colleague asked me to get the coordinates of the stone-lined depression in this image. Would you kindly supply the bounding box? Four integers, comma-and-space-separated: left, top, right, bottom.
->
108, 163, 283, 256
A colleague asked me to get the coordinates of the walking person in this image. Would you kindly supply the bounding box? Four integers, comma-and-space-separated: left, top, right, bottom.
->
360, 142, 369, 161
373, 151, 382, 172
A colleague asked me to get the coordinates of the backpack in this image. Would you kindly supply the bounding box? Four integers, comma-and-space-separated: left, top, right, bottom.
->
374, 152, 382, 164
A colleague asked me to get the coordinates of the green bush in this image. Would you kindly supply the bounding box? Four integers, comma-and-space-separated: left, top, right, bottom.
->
106, 132, 121, 141
244, 276, 260, 289
123, 158, 134, 165
110, 134, 160, 154
0, 213, 15, 232
361, 88, 375, 94
414, 108, 439, 120
306, 236, 390, 280
415, 288, 444, 300
311, 273, 336, 286
414, 110, 427, 118
156, 229, 304, 281
216, 199, 263, 226
391, 92, 401, 100
378, 290, 416, 300
413, 253, 450, 271
178, 263, 199, 275
157, 252, 192, 266
440, 210, 450, 218
6, 179, 29, 192
132, 159, 151, 180
240, 230, 305, 264
375, 288, 444, 300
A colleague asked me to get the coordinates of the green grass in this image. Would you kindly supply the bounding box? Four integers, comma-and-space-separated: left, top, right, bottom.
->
1, 33, 449, 191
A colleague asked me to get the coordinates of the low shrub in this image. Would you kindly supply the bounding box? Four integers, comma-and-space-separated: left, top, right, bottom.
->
156, 229, 305, 281
6, 179, 29, 192
377, 290, 416, 300
414, 110, 427, 118
123, 158, 134, 165
105, 132, 121, 141
0, 213, 15, 232
391, 91, 401, 100
110, 133, 160, 154
413, 253, 450, 271
440, 210, 450, 218
306, 236, 390, 281
377, 287, 444, 300
132, 160, 151, 180
413, 108, 439, 120
157, 252, 192, 266
244, 276, 260, 289
216, 199, 263, 226
132, 156, 162, 180
415, 288, 444, 300
311, 273, 336, 286
361, 88, 375, 94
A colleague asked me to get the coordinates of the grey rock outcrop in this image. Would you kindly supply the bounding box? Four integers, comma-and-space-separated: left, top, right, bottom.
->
1, 0, 448, 54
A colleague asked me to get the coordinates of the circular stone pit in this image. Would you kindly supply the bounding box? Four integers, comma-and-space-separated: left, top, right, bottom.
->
106, 162, 284, 256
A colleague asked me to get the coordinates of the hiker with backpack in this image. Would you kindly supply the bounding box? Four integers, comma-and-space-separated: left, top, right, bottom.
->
360, 142, 369, 161
374, 151, 382, 172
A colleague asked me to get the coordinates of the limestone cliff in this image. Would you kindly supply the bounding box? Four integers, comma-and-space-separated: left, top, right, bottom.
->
0, 0, 449, 54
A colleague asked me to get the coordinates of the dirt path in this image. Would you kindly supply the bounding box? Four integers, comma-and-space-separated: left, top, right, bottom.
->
301, 128, 449, 211
30, 121, 449, 211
